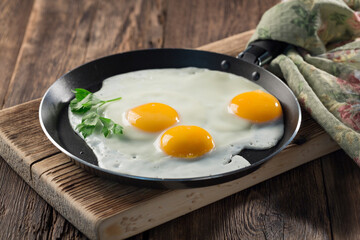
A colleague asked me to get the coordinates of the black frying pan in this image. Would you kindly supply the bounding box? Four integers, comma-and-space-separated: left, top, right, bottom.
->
39, 40, 301, 189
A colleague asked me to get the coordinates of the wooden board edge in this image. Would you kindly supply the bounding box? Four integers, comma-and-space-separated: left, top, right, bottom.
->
31, 159, 100, 240
97, 132, 340, 240
0, 98, 57, 182
0, 150, 99, 240
0, 98, 42, 113
197, 29, 255, 53
0, 132, 32, 182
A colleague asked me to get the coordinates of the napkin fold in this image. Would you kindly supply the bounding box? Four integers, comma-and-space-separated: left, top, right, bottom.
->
249, 0, 360, 164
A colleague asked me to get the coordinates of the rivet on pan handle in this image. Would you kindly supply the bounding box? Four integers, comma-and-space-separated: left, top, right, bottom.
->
237, 40, 289, 66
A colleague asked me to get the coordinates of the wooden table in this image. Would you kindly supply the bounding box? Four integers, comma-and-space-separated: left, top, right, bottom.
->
1, 0, 360, 239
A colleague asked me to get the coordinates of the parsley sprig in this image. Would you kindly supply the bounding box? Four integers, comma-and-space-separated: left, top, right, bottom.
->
70, 88, 123, 138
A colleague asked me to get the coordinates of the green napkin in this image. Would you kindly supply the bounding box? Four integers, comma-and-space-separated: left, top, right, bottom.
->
249, 0, 360, 164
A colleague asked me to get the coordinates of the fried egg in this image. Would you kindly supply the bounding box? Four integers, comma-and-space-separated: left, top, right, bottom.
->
68, 68, 284, 178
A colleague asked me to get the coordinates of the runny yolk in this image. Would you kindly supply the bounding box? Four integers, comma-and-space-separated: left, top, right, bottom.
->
127, 103, 179, 132
229, 90, 282, 123
160, 125, 215, 158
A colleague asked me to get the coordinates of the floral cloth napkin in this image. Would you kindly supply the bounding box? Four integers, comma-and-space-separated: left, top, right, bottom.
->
248, 0, 360, 165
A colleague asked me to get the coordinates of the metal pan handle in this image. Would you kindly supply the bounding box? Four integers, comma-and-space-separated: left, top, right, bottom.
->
238, 40, 289, 66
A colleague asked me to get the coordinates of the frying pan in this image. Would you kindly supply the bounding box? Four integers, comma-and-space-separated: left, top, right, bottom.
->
39, 40, 301, 189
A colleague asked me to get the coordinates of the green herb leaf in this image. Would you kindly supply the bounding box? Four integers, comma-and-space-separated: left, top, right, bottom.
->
76, 123, 96, 138
100, 117, 123, 137
70, 88, 123, 138
76, 112, 100, 138
70, 94, 100, 113
72, 88, 91, 101
82, 112, 100, 126
113, 124, 124, 135
70, 88, 121, 114
102, 97, 122, 104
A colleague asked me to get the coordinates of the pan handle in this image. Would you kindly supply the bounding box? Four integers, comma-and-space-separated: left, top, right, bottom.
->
237, 40, 289, 67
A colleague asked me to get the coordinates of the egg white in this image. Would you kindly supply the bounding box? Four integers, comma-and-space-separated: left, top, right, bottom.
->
68, 68, 284, 178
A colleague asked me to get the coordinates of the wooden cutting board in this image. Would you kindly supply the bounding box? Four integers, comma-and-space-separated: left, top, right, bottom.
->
0, 30, 340, 240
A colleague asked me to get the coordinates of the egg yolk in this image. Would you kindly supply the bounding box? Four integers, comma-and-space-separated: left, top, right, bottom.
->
160, 125, 215, 158
127, 103, 179, 132
229, 90, 282, 123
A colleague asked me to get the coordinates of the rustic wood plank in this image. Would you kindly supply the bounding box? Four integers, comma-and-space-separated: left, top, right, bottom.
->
149, 160, 332, 240
198, 30, 255, 56
85, 0, 166, 61
30, 152, 163, 240
0, 1, 81, 239
163, 0, 279, 48
0, 0, 34, 109
322, 151, 360, 240
0, 156, 88, 240
0, 0, 99, 239
0, 100, 59, 181
3, 0, 99, 108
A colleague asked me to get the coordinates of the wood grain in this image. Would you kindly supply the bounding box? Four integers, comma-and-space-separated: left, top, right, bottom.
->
3, 0, 99, 108
0, 100, 59, 181
164, 0, 279, 48
0, 0, 98, 238
0, 0, 79, 239
322, 151, 360, 240
149, 160, 332, 240
85, 0, 166, 61
0, 0, 34, 108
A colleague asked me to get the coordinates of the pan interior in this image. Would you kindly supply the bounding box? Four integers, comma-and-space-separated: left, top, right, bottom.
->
39, 49, 301, 187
